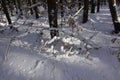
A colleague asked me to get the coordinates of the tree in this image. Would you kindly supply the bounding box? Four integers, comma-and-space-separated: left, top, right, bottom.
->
17, 0, 23, 15
79, 0, 82, 9
82, 0, 89, 23
60, 0, 64, 18
27, 0, 33, 15
32, 0, 39, 19
108, 0, 120, 33
47, 0, 59, 38
97, 0, 100, 12
1, 0, 12, 28
91, 0, 96, 13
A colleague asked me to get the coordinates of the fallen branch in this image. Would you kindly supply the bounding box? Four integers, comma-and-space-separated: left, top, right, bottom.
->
73, 6, 84, 17
23, 2, 42, 9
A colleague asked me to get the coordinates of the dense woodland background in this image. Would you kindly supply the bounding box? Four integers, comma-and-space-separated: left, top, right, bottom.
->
0, 0, 120, 38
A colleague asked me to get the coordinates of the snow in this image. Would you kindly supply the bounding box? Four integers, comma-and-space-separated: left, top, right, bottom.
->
0, 6, 120, 80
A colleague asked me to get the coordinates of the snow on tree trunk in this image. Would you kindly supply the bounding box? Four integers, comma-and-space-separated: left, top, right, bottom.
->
60, 0, 64, 18
32, 0, 39, 19
17, 0, 23, 15
47, 0, 59, 38
108, 0, 120, 33
1, 0, 12, 28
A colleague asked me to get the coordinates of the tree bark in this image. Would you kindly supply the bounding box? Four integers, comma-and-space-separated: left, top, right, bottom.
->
91, 0, 96, 13
17, 0, 23, 15
79, 0, 82, 9
97, 0, 100, 12
32, 0, 39, 19
60, 0, 64, 17
82, 0, 89, 23
108, 0, 120, 33
28, 0, 33, 15
47, 0, 59, 38
1, 0, 12, 28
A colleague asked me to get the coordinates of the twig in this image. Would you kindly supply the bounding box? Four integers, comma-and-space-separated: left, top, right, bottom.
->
23, 2, 42, 9
73, 6, 84, 17
4, 38, 14, 61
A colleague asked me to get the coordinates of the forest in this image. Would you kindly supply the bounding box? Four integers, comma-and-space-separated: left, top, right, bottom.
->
0, 0, 120, 80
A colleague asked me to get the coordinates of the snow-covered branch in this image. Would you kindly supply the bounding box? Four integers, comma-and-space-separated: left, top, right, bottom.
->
23, 2, 42, 9
73, 6, 84, 17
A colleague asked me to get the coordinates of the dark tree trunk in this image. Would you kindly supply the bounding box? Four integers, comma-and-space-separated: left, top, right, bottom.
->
1, 0, 12, 28
79, 0, 82, 9
97, 0, 100, 12
82, 0, 89, 23
17, 0, 23, 15
43, 0, 47, 9
47, 0, 59, 38
28, 0, 33, 15
7, 0, 14, 16
91, 0, 96, 13
108, 0, 120, 33
104, 0, 107, 5
32, 0, 39, 19
60, 0, 64, 17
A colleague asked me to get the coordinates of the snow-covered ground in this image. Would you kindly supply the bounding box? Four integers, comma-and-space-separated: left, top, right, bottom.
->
0, 6, 120, 80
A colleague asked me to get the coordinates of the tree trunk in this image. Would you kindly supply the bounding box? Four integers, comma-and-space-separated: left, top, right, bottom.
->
28, 0, 33, 15
14, 0, 19, 14
17, 0, 23, 15
108, 0, 120, 33
32, 0, 39, 19
1, 0, 12, 28
91, 0, 96, 13
60, 0, 64, 17
82, 0, 89, 23
47, 0, 59, 38
97, 0, 100, 12
79, 0, 82, 9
